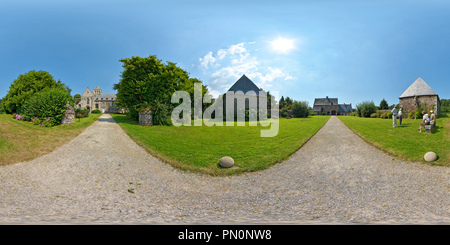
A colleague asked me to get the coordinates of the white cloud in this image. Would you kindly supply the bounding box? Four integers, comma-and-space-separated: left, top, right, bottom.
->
199, 42, 294, 97
199, 51, 216, 70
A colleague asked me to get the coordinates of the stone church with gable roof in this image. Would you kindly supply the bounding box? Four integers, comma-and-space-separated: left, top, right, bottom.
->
399, 77, 441, 117
76, 86, 117, 113
312, 96, 353, 115
223, 74, 266, 111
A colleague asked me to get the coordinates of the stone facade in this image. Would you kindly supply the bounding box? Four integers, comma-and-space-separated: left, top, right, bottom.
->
399, 95, 440, 116
139, 110, 153, 126
76, 86, 117, 113
62, 102, 75, 125
399, 77, 441, 117
312, 96, 352, 115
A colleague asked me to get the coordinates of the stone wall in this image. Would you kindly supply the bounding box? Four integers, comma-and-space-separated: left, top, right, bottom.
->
399, 95, 440, 117
62, 102, 75, 125
139, 110, 153, 126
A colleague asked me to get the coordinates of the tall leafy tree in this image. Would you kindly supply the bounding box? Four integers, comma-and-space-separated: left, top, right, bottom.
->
284, 96, 293, 109
2, 70, 70, 114
379, 98, 389, 110
279, 96, 285, 109
73, 94, 81, 104
113, 54, 210, 120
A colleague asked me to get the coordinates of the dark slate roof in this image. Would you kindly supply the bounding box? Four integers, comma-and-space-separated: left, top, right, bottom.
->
339, 103, 352, 113
227, 74, 260, 94
313, 97, 338, 106
95, 94, 117, 101
399, 77, 438, 98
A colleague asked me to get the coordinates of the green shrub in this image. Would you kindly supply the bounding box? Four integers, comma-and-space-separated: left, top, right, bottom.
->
31, 116, 40, 125
91, 109, 102, 114
374, 110, 384, 118
408, 110, 416, 119
75, 108, 89, 118
356, 101, 376, 117
386, 111, 392, 119
22, 88, 73, 126
415, 110, 423, 119
291, 100, 310, 118
152, 99, 170, 125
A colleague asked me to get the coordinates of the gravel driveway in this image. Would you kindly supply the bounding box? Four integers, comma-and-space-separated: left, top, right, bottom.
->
0, 114, 449, 224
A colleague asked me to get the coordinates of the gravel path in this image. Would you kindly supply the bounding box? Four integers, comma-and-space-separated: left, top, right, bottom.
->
0, 114, 449, 224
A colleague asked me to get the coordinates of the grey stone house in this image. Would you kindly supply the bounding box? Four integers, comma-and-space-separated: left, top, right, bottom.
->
76, 86, 117, 113
312, 96, 352, 115
399, 77, 441, 117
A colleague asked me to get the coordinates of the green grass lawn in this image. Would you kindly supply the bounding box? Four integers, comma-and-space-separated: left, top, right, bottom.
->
111, 114, 331, 176
0, 113, 101, 165
339, 114, 450, 166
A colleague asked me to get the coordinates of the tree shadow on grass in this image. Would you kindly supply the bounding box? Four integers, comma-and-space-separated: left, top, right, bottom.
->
98, 117, 118, 123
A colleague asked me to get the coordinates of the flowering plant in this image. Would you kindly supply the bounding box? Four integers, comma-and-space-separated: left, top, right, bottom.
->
31, 116, 40, 125
39, 117, 53, 127
13, 114, 24, 120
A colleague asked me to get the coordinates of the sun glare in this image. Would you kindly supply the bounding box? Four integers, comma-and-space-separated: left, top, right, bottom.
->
270, 37, 295, 53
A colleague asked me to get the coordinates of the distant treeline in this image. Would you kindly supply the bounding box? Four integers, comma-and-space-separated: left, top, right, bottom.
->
441, 98, 450, 112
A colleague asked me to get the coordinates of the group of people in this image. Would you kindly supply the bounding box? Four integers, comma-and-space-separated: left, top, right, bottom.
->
390, 105, 436, 133
418, 110, 436, 133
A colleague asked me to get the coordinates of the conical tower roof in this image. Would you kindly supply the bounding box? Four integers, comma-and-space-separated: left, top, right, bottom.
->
227, 74, 260, 94
399, 77, 437, 98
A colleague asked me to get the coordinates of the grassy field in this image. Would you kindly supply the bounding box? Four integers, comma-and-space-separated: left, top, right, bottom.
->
339, 114, 450, 166
111, 114, 330, 176
0, 113, 101, 165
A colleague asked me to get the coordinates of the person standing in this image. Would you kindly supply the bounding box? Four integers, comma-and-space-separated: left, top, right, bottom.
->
391, 105, 397, 127
398, 108, 403, 125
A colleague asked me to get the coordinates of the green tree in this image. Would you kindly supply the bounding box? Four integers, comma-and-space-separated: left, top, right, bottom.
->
2, 70, 70, 114
22, 87, 73, 126
73, 94, 81, 104
356, 100, 377, 117
291, 100, 310, 118
284, 96, 293, 109
113, 55, 210, 120
279, 96, 285, 109
379, 98, 388, 110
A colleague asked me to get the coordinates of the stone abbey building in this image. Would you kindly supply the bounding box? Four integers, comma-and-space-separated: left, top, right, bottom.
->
76, 86, 117, 113
312, 96, 353, 115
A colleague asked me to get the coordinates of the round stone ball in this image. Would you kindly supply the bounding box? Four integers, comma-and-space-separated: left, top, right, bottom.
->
219, 156, 234, 168
424, 152, 438, 162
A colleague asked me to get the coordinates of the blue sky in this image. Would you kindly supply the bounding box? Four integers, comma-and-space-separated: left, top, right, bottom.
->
1, 0, 449, 108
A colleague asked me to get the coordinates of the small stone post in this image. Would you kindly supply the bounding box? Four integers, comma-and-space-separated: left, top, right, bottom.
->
139, 109, 153, 126
62, 102, 75, 125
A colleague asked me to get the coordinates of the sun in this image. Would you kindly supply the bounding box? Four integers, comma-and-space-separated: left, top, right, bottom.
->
270, 37, 296, 54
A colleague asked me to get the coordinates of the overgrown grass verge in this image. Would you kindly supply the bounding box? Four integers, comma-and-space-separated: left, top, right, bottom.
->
339, 114, 449, 166
0, 113, 101, 165
111, 114, 330, 176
